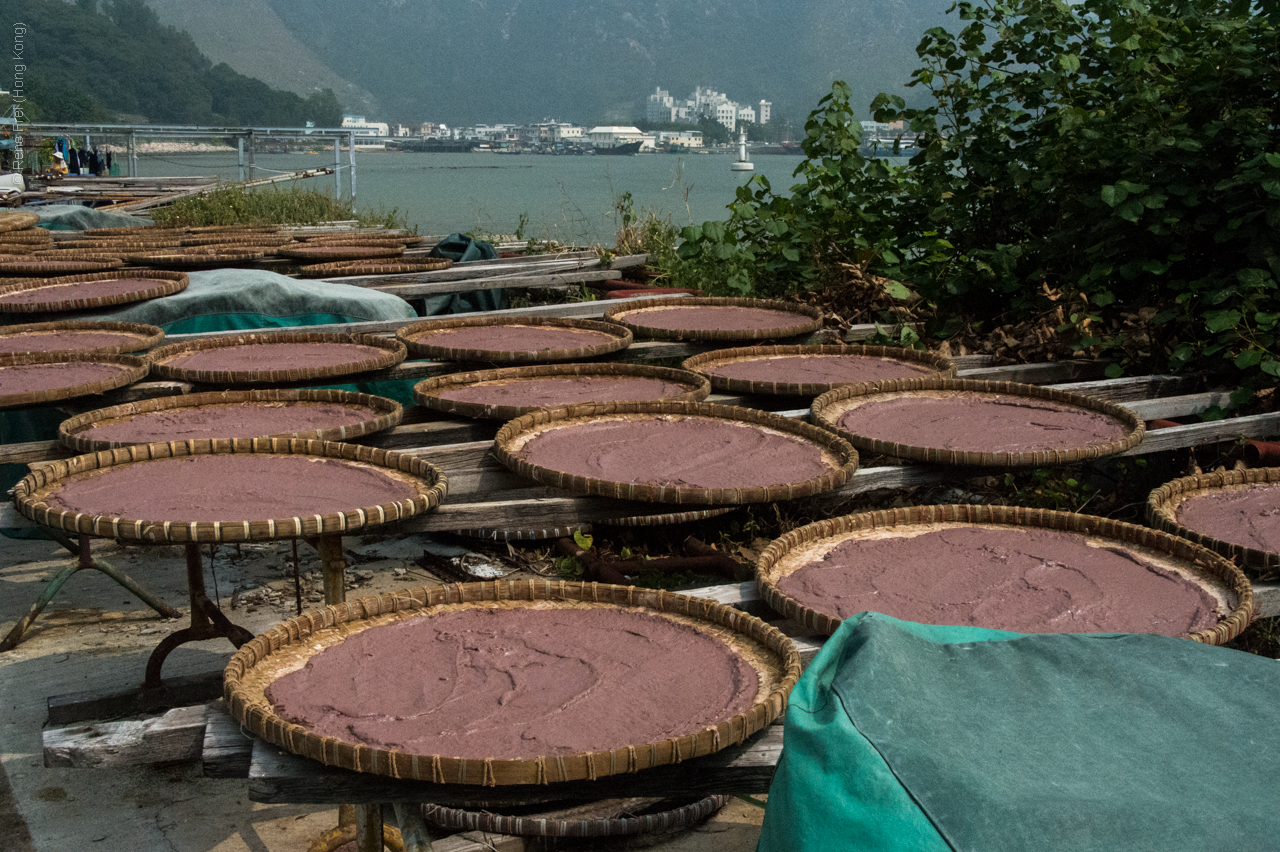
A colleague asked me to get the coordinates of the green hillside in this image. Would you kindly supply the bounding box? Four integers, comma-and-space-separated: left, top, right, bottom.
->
6, 0, 343, 126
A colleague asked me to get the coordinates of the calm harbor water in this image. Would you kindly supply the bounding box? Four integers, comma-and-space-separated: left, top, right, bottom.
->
138, 151, 808, 243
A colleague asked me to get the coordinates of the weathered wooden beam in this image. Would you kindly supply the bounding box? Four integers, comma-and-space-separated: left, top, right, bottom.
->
43, 705, 206, 769
324, 254, 646, 289
203, 705, 255, 779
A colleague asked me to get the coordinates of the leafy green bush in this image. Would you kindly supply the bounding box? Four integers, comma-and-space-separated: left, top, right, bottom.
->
673, 0, 1280, 392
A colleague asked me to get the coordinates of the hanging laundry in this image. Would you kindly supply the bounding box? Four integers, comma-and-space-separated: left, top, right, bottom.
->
67, 148, 80, 173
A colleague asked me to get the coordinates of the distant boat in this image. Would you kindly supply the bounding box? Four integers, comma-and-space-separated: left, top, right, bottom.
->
594, 141, 644, 156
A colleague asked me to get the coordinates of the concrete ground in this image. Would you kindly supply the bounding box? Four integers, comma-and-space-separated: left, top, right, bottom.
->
0, 532, 765, 852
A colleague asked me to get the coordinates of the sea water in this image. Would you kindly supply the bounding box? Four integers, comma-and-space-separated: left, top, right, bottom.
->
136, 151, 808, 243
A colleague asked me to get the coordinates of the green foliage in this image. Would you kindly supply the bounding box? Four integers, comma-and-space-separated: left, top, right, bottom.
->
153, 185, 407, 229
666, 0, 1280, 388
6, 0, 342, 125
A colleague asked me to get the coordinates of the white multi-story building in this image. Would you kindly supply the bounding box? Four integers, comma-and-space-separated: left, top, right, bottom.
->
655, 130, 703, 149
341, 114, 390, 138
588, 126, 647, 148
646, 87, 772, 131
550, 124, 584, 143
647, 88, 677, 123
737, 106, 756, 125
758, 100, 771, 125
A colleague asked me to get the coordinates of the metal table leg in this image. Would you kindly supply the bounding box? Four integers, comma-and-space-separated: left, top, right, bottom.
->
1, 535, 179, 652
142, 542, 255, 688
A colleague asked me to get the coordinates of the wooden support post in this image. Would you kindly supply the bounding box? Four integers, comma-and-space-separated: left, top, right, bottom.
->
318, 534, 345, 605
128, 131, 137, 177
355, 804, 384, 852
247, 130, 256, 182
238, 136, 245, 183
334, 137, 342, 197
349, 131, 357, 201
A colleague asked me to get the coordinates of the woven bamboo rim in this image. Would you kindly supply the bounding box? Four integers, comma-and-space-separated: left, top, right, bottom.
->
755, 504, 1254, 645
147, 331, 406, 385
1147, 468, 1280, 579
0, 320, 163, 356
811, 377, 1144, 467
0, 258, 124, 276
596, 507, 738, 527
123, 249, 265, 268
185, 224, 282, 234
279, 245, 406, 262
297, 258, 454, 278
0, 212, 40, 233
493, 400, 858, 505
421, 795, 730, 837
0, 352, 148, 410
0, 227, 53, 243
0, 269, 188, 314
223, 580, 800, 785
0, 244, 41, 254
454, 524, 593, 542
415, 363, 712, 421
31, 250, 131, 261
398, 316, 632, 363
81, 225, 178, 237
603, 297, 823, 342
58, 388, 404, 452
302, 234, 428, 247
682, 344, 957, 396
14, 438, 446, 542
179, 234, 297, 248
59, 238, 186, 250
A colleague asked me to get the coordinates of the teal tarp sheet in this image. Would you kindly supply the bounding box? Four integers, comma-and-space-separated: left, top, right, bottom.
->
758, 613, 1280, 852
31, 203, 153, 231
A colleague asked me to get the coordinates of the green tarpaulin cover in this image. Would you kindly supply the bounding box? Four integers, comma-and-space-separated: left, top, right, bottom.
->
31, 204, 153, 231
759, 612, 1280, 852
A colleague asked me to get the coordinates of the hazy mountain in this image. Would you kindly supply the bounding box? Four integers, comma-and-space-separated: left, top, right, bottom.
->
252, 0, 951, 126
144, 0, 383, 119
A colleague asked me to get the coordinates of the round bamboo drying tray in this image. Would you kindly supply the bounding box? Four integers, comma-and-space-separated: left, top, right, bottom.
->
603, 297, 823, 342
179, 234, 296, 248
59, 388, 403, 452
1147, 468, 1280, 580
683, 344, 957, 396
147, 331, 406, 385
0, 352, 148, 409
223, 580, 800, 785
0, 227, 53, 243
82, 225, 179, 237
185, 224, 282, 234
493, 400, 858, 505
755, 504, 1253, 645
811, 377, 1144, 467
398, 316, 632, 363
0, 212, 40, 233
30, 250, 130, 261
302, 234, 428, 247
0, 270, 188, 314
415, 363, 711, 420
0, 243, 41, 255
421, 795, 730, 838
58, 238, 186, 250
454, 523, 594, 542
596, 507, 738, 527
297, 258, 454, 278
279, 245, 406, 262
122, 249, 265, 268
13, 438, 447, 542
0, 257, 124, 276
0, 320, 163, 356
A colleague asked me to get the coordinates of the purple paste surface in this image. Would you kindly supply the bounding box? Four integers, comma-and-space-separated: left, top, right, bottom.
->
625, 306, 809, 332
78, 402, 375, 444
438, 376, 689, 408
516, 417, 833, 489
776, 526, 1221, 635
0, 331, 141, 354
708, 354, 934, 385
43, 454, 417, 522
415, 325, 618, 352
0, 362, 129, 395
266, 606, 759, 759
1176, 485, 1280, 555
0, 278, 162, 306
164, 342, 387, 373
836, 395, 1127, 452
